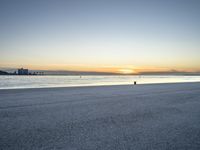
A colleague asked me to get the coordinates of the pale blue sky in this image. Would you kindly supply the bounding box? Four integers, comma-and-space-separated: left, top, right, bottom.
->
0, 0, 200, 73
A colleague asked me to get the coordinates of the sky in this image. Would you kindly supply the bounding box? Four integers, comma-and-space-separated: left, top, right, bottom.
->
0, 0, 200, 74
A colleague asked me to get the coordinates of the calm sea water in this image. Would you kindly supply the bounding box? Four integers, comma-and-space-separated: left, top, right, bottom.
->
0, 75, 200, 89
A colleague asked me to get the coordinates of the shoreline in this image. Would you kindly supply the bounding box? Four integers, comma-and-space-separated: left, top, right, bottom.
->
0, 81, 200, 91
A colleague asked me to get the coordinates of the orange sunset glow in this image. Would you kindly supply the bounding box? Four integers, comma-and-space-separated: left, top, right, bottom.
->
0, 0, 200, 75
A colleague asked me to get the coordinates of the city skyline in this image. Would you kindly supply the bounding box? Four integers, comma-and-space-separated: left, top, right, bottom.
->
1, 0, 200, 74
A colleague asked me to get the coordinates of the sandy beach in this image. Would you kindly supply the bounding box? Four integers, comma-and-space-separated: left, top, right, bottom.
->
0, 82, 200, 150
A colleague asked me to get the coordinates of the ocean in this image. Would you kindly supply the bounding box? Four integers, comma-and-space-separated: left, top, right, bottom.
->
0, 75, 200, 89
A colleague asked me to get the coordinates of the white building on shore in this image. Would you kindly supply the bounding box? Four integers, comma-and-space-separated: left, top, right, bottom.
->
18, 68, 29, 75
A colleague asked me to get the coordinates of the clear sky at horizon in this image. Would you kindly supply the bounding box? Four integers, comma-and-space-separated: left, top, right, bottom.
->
0, 0, 200, 74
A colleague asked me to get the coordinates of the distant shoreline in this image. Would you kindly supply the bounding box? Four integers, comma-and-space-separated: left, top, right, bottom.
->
1, 73, 200, 76
1, 69, 200, 76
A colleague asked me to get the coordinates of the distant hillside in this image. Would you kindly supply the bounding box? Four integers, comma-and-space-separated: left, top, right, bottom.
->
0, 70, 9, 75
138, 71, 200, 76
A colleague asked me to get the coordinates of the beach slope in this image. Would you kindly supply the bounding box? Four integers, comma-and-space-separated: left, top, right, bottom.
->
0, 82, 200, 150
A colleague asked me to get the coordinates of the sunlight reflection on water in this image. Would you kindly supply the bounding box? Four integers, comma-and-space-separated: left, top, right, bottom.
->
0, 75, 200, 89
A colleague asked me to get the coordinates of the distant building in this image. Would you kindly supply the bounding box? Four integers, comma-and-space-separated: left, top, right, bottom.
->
18, 68, 29, 75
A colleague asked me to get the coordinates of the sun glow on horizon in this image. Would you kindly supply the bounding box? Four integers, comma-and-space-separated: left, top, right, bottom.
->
118, 69, 135, 74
